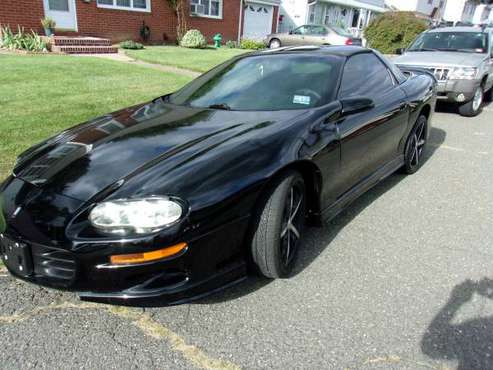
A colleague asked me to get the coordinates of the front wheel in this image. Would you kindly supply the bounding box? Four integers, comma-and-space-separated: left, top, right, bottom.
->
269, 38, 281, 49
251, 171, 306, 278
458, 86, 483, 117
403, 115, 428, 174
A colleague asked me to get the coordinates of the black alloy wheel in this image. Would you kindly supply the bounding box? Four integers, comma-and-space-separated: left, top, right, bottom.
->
403, 115, 427, 174
251, 171, 306, 278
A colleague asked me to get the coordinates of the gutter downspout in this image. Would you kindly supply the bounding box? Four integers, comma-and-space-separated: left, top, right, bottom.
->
238, 0, 244, 45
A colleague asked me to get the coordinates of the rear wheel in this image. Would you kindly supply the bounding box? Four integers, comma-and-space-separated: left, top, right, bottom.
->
403, 115, 427, 174
269, 38, 281, 49
458, 86, 483, 117
251, 171, 305, 278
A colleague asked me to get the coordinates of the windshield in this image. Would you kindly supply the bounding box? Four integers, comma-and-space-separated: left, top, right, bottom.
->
408, 32, 488, 53
168, 54, 343, 111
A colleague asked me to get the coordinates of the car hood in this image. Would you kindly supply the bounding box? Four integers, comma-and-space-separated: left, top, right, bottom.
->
394, 51, 487, 68
13, 99, 303, 203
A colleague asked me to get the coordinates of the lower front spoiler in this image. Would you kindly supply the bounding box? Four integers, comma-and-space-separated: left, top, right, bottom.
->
77, 261, 248, 307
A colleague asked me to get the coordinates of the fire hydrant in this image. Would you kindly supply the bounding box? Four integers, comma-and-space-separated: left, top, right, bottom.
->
213, 33, 222, 48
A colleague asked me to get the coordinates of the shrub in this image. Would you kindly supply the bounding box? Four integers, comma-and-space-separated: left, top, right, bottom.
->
364, 12, 427, 54
225, 40, 237, 49
0, 25, 47, 52
240, 39, 265, 50
180, 29, 207, 49
41, 17, 56, 29
120, 40, 144, 49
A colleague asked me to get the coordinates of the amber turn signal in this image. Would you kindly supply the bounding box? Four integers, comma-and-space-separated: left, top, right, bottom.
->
110, 242, 187, 265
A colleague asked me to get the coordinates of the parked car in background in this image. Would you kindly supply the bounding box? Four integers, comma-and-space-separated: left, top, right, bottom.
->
0, 46, 436, 306
394, 26, 493, 117
266, 24, 362, 49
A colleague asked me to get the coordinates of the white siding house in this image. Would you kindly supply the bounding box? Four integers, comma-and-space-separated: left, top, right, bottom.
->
442, 0, 491, 24
278, 0, 387, 36
385, 0, 446, 19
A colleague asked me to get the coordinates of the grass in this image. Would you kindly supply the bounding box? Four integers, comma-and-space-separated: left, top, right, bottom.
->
0, 54, 192, 180
125, 46, 250, 73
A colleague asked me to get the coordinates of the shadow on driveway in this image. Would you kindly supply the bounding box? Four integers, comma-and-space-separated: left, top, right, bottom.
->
199, 126, 447, 304
421, 279, 493, 370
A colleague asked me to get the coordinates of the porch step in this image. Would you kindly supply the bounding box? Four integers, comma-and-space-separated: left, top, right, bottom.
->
52, 45, 118, 54
52, 36, 112, 46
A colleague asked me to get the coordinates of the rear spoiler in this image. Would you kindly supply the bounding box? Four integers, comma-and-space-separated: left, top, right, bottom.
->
397, 66, 437, 82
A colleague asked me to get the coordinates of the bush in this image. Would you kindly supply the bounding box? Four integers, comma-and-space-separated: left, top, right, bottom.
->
0, 25, 47, 52
240, 39, 265, 50
41, 17, 56, 29
364, 12, 427, 54
225, 40, 237, 49
120, 40, 144, 49
180, 29, 207, 49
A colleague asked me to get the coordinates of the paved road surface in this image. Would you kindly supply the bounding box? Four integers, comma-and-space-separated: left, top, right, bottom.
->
1, 103, 493, 370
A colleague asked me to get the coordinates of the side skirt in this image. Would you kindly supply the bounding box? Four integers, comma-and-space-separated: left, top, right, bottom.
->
321, 155, 404, 223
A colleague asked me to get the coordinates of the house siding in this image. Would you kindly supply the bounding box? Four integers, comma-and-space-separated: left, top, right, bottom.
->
0, 0, 278, 43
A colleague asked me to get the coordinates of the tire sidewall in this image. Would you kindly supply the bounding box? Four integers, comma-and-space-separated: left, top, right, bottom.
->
459, 86, 483, 117
404, 115, 428, 174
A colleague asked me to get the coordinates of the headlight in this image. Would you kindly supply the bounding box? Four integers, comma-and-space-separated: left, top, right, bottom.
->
448, 67, 477, 80
89, 197, 184, 235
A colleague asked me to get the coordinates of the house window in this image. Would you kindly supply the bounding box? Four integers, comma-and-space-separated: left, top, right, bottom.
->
191, 0, 222, 19
96, 0, 150, 12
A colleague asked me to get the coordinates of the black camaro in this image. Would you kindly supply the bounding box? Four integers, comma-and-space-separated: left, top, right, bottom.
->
0, 46, 436, 305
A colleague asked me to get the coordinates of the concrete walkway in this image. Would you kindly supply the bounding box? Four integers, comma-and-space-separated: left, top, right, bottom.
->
73, 51, 201, 78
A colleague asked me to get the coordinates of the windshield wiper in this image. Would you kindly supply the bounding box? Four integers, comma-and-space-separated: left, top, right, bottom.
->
436, 48, 481, 53
208, 103, 232, 110
408, 48, 438, 52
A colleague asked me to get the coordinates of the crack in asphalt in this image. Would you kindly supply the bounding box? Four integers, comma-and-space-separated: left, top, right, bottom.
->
0, 300, 241, 370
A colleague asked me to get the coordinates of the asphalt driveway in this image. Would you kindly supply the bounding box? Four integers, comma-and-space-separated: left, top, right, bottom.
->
1, 104, 493, 370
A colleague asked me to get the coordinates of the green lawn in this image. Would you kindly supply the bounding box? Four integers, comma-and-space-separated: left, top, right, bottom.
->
0, 54, 192, 180
125, 46, 250, 73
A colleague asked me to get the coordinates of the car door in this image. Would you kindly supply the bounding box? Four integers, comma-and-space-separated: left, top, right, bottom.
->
334, 53, 409, 198
303, 25, 330, 45
284, 25, 310, 46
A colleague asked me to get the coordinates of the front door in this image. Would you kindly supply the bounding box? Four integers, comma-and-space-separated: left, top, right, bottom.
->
43, 0, 77, 31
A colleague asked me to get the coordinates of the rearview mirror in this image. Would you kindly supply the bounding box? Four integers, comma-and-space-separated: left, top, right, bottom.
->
395, 48, 405, 55
340, 97, 374, 116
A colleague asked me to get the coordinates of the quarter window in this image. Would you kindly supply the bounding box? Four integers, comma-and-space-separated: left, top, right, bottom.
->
339, 53, 395, 99
96, 0, 150, 11
191, 0, 222, 18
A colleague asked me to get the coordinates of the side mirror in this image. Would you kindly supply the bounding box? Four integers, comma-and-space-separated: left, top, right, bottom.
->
340, 97, 374, 116
289, 30, 293, 35
395, 48, 405, 55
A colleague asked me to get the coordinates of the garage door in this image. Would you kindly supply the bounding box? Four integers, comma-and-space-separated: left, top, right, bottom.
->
243, 2, 274, 40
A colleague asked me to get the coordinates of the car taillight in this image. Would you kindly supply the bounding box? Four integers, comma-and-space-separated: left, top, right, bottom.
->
345, 38, 353, 45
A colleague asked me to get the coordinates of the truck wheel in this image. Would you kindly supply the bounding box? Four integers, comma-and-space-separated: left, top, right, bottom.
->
458, 86, 483, 117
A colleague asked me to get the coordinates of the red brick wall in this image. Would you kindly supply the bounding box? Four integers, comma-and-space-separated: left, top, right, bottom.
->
75, 0, 176, 43
0, 0, 45, 34
0, 0, 279, 44
186, 0, 241, 42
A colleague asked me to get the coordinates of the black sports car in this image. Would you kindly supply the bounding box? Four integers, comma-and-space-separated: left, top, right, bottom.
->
0, 46, 436, 305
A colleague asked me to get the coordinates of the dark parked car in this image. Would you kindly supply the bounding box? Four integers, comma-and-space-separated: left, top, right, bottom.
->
0, 46, 436, 306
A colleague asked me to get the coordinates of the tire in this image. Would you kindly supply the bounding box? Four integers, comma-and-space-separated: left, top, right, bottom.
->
251, 171, 306, 278
458, 86, 483, 117
485, 87, 493, 103
269, 38, 281, 49
403, 115, 428, 175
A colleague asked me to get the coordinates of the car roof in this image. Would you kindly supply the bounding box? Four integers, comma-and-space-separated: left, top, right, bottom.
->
257, 45, 370, 58
428, 26, 487, 33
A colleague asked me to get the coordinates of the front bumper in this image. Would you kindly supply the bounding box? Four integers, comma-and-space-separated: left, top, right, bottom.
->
436, 79, 480, 102
1, 215, 250, 306
0, 176, 252, 306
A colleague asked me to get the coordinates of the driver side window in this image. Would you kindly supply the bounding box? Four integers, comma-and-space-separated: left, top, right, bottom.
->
339, 53, 395, 99
293, 26, 309, 35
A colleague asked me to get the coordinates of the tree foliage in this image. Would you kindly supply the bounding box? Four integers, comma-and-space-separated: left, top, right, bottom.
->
365, 12, 428, 54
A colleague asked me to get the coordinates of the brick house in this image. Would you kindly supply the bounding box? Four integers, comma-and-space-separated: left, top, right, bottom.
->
0, 0, 280, 43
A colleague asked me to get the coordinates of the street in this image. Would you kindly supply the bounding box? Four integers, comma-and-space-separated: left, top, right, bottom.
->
1, 103, 492, 370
